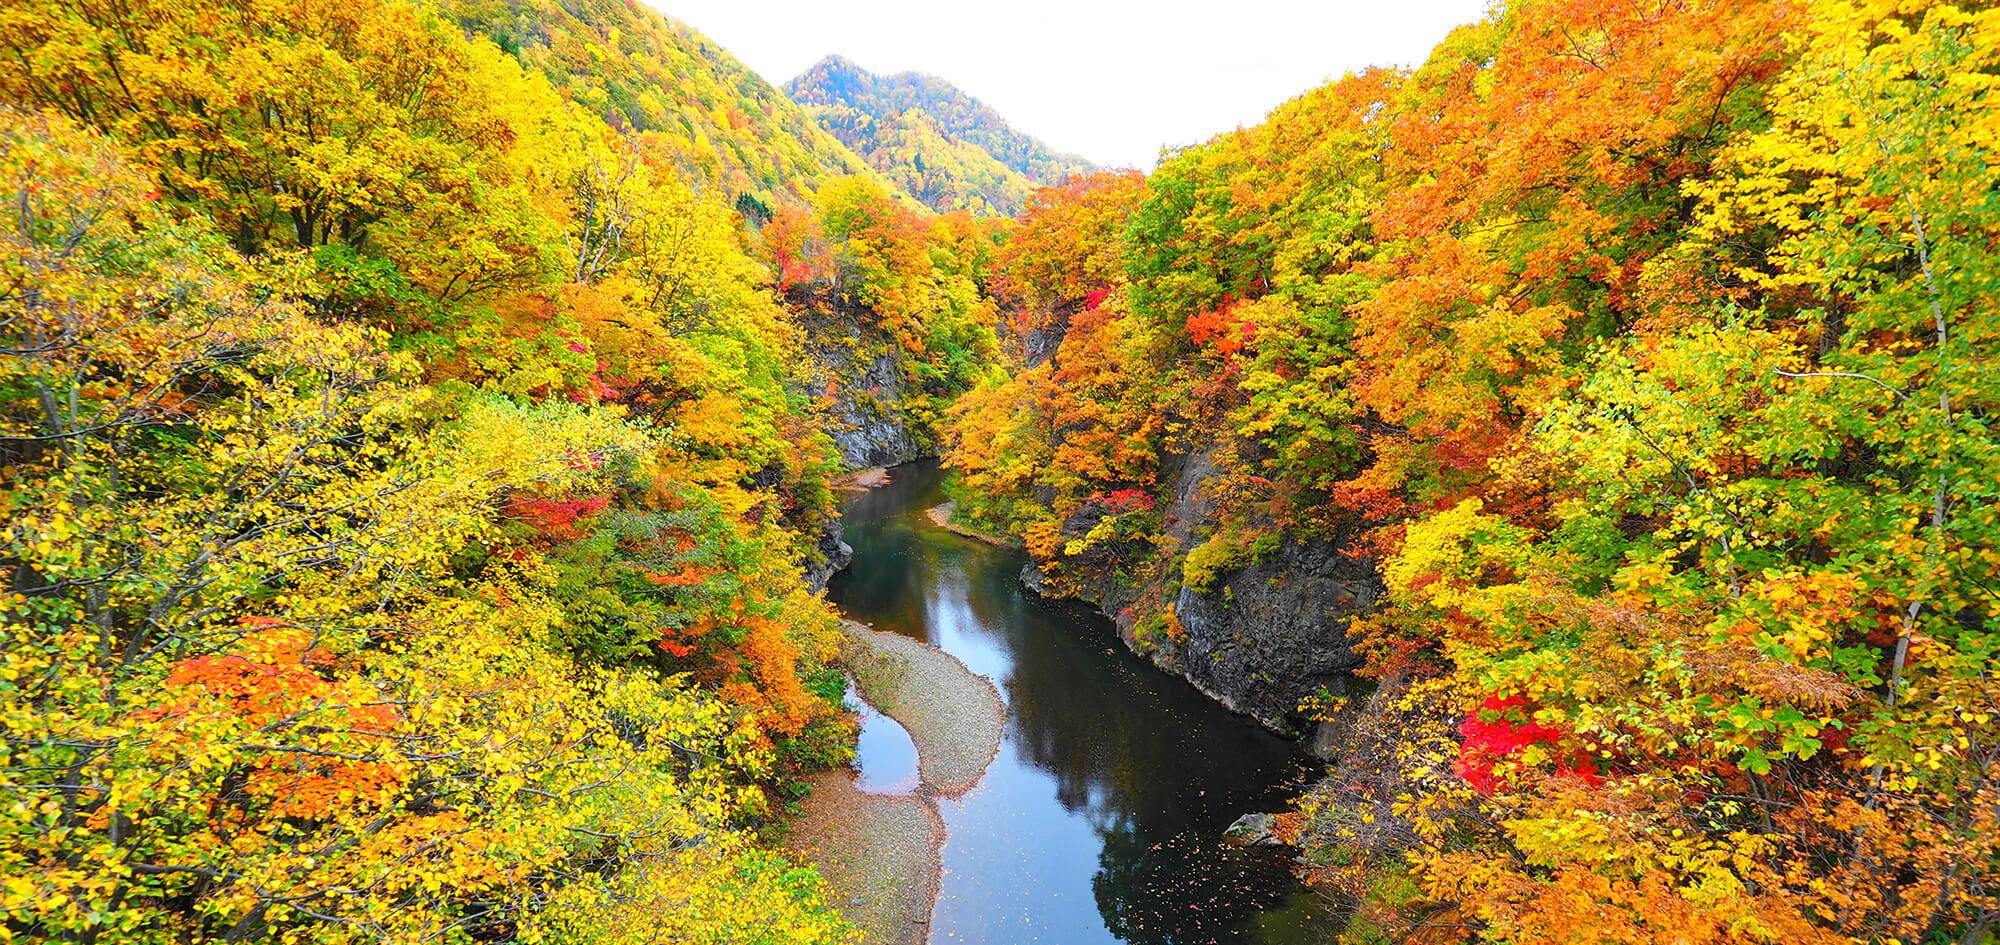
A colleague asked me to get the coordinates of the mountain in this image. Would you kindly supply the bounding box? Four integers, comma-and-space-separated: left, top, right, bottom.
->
785, 55, 1097, 216
445, 0, 892, 212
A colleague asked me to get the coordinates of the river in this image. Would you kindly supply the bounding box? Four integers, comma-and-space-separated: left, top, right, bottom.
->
826, 461, 1338, 945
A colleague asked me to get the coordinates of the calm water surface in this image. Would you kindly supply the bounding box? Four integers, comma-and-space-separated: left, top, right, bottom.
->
828, 461, 1337, 945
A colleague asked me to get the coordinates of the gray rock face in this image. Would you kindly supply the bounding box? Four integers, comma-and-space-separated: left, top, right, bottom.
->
1013, 303, 1075, 370
821, 346, 916, 468
1166, 537, 1375, 729
795, 292, 921, 470
1017, 440, 1380, 734
804, 518, 854, 592
1021, 526, 1377, 734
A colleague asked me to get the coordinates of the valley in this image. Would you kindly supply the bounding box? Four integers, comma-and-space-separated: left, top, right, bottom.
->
1, 0, 1994, 943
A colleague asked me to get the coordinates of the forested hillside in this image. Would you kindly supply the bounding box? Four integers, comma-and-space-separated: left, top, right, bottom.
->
786, 55, 1097, 215
443, 0, 899, 212
4, 0, 1996, 941
0, 0, 999, 938
947, 0, 2000, 941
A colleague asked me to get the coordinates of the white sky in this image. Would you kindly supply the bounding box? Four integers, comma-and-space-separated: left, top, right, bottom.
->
653, 0, 1496, 171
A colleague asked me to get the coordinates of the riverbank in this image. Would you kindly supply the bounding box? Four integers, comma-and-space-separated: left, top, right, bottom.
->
841, 620, 1005, 795
924, 500, 1019, 549
834, 466, 894, 492
784, 772, 941, 945
783, 620, 1004, 945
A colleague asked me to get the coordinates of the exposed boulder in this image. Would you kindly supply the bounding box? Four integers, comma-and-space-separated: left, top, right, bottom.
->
1224, 811, 1306, 847
804, 517, 854, 591
1225, 813, 1281, 846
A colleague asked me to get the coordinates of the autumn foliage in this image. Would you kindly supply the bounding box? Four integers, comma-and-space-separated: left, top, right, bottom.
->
0, 0, 886, 932
948, 0, 2000, 941
7, 0, 1999, 938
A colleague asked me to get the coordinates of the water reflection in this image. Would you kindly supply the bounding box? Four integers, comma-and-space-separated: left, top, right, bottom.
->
827, 463, 1339, 944
849, 681, 920, 796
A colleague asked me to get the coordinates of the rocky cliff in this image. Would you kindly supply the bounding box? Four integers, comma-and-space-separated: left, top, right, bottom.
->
1019, 446, 1379, 735
794, 291, 922, 470
804, 519, 855, 592
1166, 536, 1377, 729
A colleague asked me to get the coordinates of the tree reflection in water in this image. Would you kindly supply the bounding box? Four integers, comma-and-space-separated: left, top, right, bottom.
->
828, 461, 1338, 944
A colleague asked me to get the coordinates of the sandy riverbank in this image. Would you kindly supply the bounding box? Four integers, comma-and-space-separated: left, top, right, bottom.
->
784, 771, 941, 945
833, 466, 894, 492
782, 620, 1004, 945
924, 500, 1020, 550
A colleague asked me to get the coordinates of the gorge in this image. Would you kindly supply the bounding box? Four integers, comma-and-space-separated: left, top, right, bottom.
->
1, 0, 1994, 943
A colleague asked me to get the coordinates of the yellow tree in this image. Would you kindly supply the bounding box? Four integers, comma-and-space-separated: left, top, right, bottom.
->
0, 0, 571, 316
0, 108, 850, 945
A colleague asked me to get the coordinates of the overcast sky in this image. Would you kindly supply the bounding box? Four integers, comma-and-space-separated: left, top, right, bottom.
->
652, 0, 1495, 171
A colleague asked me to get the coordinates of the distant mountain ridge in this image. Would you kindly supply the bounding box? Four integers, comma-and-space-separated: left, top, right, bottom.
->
445, 0, 893, 210
785, 55, 1097, 216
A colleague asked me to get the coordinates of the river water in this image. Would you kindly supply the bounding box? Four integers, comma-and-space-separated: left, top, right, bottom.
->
826, 461, 1337, 945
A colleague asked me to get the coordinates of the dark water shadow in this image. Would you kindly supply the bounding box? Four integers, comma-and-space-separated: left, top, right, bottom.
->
827, 462, 1341, 945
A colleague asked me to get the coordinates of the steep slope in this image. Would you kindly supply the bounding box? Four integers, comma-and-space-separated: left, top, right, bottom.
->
950, 0, 2000, 941
0, 0, 897, 935
445, 0, 888, 211
785, 55, 1096, 215
809, 103, 1034, 216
